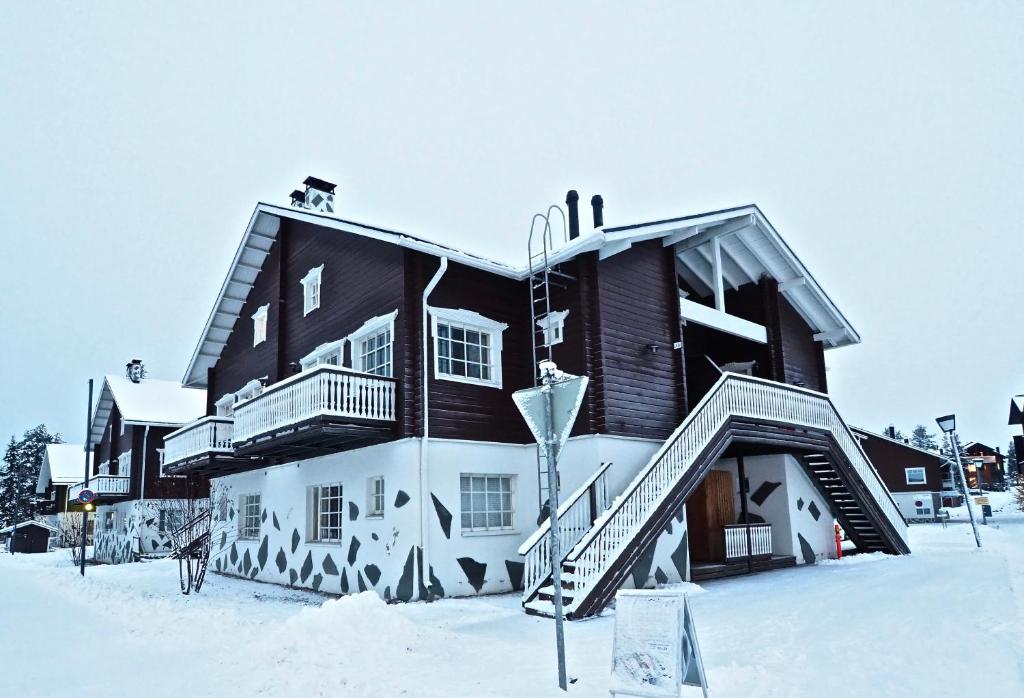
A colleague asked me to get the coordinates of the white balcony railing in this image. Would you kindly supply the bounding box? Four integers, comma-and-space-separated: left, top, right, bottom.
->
232, 365, 397, 445
724, 523, 772, 560
162, 416, 234, 467
68, 476, 131, 502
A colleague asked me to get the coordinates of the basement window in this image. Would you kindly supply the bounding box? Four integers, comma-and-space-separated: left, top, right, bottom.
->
252, 305, 269, 346
905, 467, 926, 485
300, 265, 324, 316
460, 474, 515, 533
536, 309, 569, 347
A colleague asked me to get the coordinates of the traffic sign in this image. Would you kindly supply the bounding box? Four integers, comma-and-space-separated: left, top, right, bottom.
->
78, 489, 96, 504
512, 372, 588, 456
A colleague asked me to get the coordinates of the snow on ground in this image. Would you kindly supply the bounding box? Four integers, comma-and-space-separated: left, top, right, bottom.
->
2, 492, 1023, 697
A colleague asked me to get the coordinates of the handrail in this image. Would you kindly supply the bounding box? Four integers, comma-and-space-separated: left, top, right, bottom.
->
562, 373, 908, 614
518, 461, 613, 555
233, 364, 397, 411
164, 415, 233, 441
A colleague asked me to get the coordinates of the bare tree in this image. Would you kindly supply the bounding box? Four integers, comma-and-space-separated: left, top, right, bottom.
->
59, 512, 91, 566
159, 480, 235, 595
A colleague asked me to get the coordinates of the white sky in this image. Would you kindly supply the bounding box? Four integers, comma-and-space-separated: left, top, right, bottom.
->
2, 2, 1022, 452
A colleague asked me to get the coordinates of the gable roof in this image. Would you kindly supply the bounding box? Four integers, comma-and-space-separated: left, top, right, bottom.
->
89, 375, 207, 445
851, 426, 953, 465
0, 520, 58, 535
35, 444, 91, 494
182, 200, 861, 387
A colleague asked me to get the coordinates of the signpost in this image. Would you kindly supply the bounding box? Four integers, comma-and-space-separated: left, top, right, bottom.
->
512, 361, 589, 692
610, 589, 709, 698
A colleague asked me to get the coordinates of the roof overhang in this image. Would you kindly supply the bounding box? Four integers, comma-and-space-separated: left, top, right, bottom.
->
182, 201, 860, 387
602, 205, 860, 349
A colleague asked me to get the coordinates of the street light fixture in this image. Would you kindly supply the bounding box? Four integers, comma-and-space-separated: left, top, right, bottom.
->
935, 413, 982, 548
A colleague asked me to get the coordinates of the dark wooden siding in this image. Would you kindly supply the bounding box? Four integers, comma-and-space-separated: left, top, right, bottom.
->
855, 431, 944, 493
416, 255, 533, 443
776, 294, 827, 392
595, 241, 683, 440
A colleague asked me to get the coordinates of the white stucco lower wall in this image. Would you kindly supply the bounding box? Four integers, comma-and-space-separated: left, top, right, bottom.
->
208, 434, 661, 600
93, 499, 189, 564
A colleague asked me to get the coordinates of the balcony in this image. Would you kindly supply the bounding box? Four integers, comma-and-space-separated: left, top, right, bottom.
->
68, 476, 131, 503
161, 416, 250, 476
232, 365, 398, 459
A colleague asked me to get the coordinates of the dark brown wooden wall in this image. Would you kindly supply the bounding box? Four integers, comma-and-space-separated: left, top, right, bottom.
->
595, 241, 683, 440
776, 294, 827, 392
855, 431, 944, 493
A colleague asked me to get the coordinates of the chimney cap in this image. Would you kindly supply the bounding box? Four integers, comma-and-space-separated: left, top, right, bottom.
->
566, 190, 579, 203
591, 194, 603, 205
303, 176, 336, 193
289, 190, 305, 205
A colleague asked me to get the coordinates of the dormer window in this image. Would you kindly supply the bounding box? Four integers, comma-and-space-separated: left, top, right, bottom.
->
349, 310, 398, 377
300, 338, 345, 370
430, 307, 507, 388
537, 309, 569, 347
252, 305, 269, 346
301, 265, 324, 316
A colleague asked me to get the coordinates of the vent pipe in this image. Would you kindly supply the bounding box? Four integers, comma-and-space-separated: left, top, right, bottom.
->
591, 194, 604, 228
566, 190, 580, 240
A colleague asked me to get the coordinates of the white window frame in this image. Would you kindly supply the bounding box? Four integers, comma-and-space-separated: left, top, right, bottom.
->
905, 467, 927, 485
367, 476, 385, 518
300, 265, 324, 316
215, 393, 236, 418
252, 304, 269, 346
537, 309, 569, 347
103, 511, 116, 531
349, 310, 398, 377
460, 473, 516, 535
238, 493, 261, 540
308, 483, 344, 544
430, 307, 508, 389
300, 338, 346, 371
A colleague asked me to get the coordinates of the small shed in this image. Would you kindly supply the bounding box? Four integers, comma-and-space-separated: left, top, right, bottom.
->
0, 520, 58, 553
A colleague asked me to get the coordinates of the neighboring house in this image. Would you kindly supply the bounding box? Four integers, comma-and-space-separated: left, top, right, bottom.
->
0, 520, 58, 553
162, 179, 908, 620
35, 443, 94, 543
852, 427, 960, 521
960, 442, 1005, 490
71, 360, 209, 564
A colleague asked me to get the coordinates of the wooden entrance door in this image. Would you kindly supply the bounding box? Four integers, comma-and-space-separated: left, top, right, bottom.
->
686, 470, 736, 562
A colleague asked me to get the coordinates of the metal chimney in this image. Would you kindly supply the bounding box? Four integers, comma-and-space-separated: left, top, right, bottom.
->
591, 194, 604, 228
566, 190, 580, 240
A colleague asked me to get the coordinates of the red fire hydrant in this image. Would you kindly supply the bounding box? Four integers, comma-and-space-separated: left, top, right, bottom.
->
834, 523, 843, 559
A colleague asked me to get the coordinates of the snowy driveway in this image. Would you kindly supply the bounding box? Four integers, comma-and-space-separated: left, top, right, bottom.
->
2, 499, 1023, 697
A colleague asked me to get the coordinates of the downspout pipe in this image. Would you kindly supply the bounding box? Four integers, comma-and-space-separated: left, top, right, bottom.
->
138, 425, 151, 555
420, 256, 448, 599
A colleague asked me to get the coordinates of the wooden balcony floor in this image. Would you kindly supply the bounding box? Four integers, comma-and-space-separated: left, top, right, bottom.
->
232, 414, 398, 461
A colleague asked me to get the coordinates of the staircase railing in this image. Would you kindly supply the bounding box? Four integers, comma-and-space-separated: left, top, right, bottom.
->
518, 461, 611, 602
171, 509, 211, 557
564, 373, 907, 613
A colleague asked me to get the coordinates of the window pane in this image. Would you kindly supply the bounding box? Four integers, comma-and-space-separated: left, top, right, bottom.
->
502, 512, 513, 527
452, 360, 466, 376
451, 327, 465, 342
461, 513, 472, 529
487, 511, 501, 527
452, 342, 465, 360
472, 512, 486, 528
467, 363, 481, 379
438, 324, 449, 338
472, 476, 485, 490
472, 493, 486, 511
466, 330, 480, 345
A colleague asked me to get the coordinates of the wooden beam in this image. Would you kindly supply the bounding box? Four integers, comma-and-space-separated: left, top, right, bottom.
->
661, 224, 699, 247
710, 236, 725, 311
813, 327, 847, 344
779, 277, 806, 292
671, 215, 755, 254
598, 238, 633, 260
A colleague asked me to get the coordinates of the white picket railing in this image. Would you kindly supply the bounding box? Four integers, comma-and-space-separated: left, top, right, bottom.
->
724, 523, 772, 560
68, 476, 131, 502
563, 372, 908, 614
162, 416, 234, 467
232, 365, 397, 445
518, 462, 611, 602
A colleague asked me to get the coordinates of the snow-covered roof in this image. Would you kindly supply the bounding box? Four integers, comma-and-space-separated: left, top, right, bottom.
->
89, 375, 207, 444
851, 426, 952, 464
35, 444, 91, 494
0, 520, 58, 535
182, 200, 861, 387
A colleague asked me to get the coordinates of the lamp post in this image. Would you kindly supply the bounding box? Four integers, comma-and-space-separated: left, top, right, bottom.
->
936, 414, 981, 548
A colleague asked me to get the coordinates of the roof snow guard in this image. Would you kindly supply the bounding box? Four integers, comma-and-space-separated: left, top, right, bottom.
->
182, 201, 860, 387
89, 375, 206, 444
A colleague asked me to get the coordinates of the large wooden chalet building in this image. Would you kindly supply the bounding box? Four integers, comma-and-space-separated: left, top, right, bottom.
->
159, 178, 909, 619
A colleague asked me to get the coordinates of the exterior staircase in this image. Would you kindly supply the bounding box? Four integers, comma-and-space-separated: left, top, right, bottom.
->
519, 372, 910, 620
